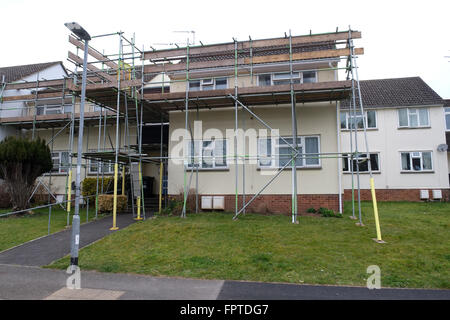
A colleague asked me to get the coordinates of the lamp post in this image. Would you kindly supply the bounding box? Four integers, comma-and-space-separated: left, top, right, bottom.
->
64, 22, 91, 268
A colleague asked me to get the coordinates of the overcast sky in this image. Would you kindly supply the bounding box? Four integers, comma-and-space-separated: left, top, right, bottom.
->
1, 0, 449, 98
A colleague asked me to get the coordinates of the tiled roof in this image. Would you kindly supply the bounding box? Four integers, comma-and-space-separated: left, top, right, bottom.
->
0, 62, 63, 83
444, 99, 450, 107
340, 77, 444, 109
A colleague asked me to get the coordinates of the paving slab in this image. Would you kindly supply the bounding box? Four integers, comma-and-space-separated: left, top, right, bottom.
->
0, 213, 137, 267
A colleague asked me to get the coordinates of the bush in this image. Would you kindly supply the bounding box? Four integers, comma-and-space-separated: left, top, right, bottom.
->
317, 207, 342, 218
0, 136, 52, 210
0, 185, 11, 208
82, 177, 113, 197
306, 207, 317, 213
98, 194, 127, 213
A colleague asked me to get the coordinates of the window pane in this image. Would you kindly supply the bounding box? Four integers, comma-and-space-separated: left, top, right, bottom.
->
412, 157, 421, 171
302, 71, 316, 83
342, 154, 349, 171
305, 137, 319, 165
189, 80, 200, 91
401, 153, 410, 170
202, 84, 214, 91
418, 108, 429, 126
258, 138, 272, 167
215, 78, 227, 89
367, 110, 376, 128
446, 114, 450, 131
357, 154, 369, 172
409, 109, 418, 127
370, 154, 379, 171
340, 112, 347, 129
422, 152, 432, 170
399, 109, 408, 126
214, 140, 226, 167
258, 74, 271, 86
202, 141, 214, 168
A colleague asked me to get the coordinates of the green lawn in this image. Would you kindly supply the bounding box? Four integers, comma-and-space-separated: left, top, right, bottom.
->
47, 201, 450, 289
0, 206, 103, 252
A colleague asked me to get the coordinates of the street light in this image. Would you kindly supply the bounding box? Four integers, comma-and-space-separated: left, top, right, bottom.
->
65, 22, 90, 268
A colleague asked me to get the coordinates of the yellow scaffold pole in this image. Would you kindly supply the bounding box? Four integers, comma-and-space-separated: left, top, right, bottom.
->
159, 162, 163, 213
122, 165, 125, 196
135, 162, 143, 220
370, 178, 384, 243
110, 163, 119, 230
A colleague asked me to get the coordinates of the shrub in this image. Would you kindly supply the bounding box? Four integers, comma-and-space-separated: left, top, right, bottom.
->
82, 177, 113, 197
97, 194, 127, 213
0, 184, 11, 209
0, 136, 52, 210
317, 207, 342, 218
306, 207, 317, 213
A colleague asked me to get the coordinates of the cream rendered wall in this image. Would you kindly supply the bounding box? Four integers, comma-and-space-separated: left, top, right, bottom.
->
167, 102, 339, 196
30, 124, 136, 195
340, 105, 449, 190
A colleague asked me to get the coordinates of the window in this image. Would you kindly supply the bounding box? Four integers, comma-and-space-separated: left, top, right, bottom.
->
401, 151, 433, 172
445, 107, 450, 131
89, 159, 114, 174
188, 77, 228, 91
258, 71, 317, 86
37, 104, 73, 115
257, 135, 320, 168
340, 110, 377, 129
398, 108, 430, 128
187, 139, 227, 169
342, 153, 380, 172
51, 151, 69, 174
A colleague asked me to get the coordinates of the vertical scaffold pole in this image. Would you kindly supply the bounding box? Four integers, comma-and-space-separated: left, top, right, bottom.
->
234, 39, 239, 216
336, 102, 343, 214
66, 84, 76, 227
349, 29, 384, 242
139, 45, 146, 220
181, 40, 190, 218
110, 35, 123, 231
95, 105, 102, 219
159, 117, 164, 214
289, 30, 298, 224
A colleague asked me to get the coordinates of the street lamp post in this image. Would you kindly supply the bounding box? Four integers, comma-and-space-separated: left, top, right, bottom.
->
64, 22, 91, 268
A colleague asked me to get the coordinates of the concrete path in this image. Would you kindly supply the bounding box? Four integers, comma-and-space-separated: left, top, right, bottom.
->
0, 213, 137, 266
0, 264, 448, 300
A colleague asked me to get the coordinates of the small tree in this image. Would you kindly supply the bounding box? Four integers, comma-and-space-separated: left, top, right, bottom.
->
0, 136, 53, 211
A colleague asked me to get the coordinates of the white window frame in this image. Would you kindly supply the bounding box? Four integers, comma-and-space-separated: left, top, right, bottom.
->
342, 152, 380, 173
400, 151, 433, 172
257, 71, 317, 86
50, 151, 70, 174
188, 77, 228, 91
340, 110, 377, 130
88, 159, 115, 175
257, 135, 321, 169
445, 107, 450, 131
185, 139, 228, 170
398, 107, 430, 128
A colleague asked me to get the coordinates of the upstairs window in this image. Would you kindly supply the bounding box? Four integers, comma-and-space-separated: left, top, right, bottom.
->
398, 108, 429, 128
37, 104, 72, 115
445, 107, 450, 131
257, 135, 320, 168
89, 159, 114, 174
340, 110, 377, 129
258, 71, 317, 86
401, 151, 433, 172
342, 153, 380, 172
189, 77, 228, 91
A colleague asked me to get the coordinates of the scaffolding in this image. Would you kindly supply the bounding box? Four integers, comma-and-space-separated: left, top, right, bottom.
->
0, 27, 383, 242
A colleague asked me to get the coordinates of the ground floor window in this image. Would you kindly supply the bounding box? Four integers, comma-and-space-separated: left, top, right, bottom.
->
88, 159, 115, 174
186, 139, 227, 169
258, 135, 320, 168
401, 151, 432, 171
51, 151, 69, 174
342, 153, 379, 172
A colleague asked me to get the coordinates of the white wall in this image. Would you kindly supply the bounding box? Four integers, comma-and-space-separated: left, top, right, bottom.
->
340, 105, 450, 190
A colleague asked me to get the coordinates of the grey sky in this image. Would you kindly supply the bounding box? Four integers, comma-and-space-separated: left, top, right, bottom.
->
1, 0, 449, 98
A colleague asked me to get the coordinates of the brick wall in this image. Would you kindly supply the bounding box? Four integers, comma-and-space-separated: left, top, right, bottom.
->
218, 194, 339, 215
343, 188, 450, 202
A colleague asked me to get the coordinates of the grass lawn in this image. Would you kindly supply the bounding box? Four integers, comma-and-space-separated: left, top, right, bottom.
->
0, 206, 104, 252
46, 201, 449, 289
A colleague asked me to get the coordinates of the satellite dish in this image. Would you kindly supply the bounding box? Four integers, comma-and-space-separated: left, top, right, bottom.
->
437, 144, 448, 152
